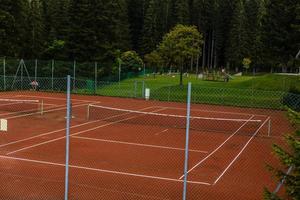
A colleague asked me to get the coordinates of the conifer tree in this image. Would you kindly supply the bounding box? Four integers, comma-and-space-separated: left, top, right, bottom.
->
225, 0, 247, 70
27, 0, 45, 58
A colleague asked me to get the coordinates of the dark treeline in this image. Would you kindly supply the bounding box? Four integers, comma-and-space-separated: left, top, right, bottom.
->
0, 0, 299, 72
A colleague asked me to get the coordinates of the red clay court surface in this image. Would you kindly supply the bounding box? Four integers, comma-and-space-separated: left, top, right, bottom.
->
0, 91, 294, 200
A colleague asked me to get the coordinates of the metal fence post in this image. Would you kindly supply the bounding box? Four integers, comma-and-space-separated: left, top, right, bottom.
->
64, 75, 71, 200
35, 59, 38, 82
183, 82, 192, 200
51, 59, 54, 91
118, 62, 121, 85
142, 80, 145, 98
94, 62, 98, 94
3, 57, 6, 90
134, 81, 137, 98
73, 60, 76, 90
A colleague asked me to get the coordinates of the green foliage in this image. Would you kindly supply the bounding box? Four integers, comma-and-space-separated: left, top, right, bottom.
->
120, 51, 143, 72
264, 108, 300, 200
144, 50, 163, 73
242, 58, 252, 70
158, 24, 203, 66
225, 0, 248, 68
158, 24, 203, 85
0, 9, 15, 56
262, 0, 299, 71
43, 40, 65, 59
26, 0, 45, 58
0, 0, 299, 74
127, 0, 147, 53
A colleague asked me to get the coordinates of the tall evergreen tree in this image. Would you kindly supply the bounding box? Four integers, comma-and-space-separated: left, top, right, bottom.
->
95, 0, 131, 61
141, 0, 169, 55
1, 0, 30, 57
244, 0, 265, 69
127, 0, 146, 53
67, 0, 98, 60
169, 0, 190, 26
26, 0, 45, 58
0, 3, 15, 56
225, 0, 248, 69
214, 0, 235, 67
262, 0, 299, 72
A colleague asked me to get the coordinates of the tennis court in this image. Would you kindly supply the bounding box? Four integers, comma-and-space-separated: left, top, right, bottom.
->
0, 91, 293, 200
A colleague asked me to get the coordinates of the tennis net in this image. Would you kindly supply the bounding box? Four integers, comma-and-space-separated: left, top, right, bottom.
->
0, 98, 43, 115
87, 104, 271, 136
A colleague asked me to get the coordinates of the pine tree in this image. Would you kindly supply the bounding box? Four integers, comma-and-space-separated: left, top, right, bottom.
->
50, 0, 70, 42
225, 0, 248, 70
96, 0, 131, 61
67, 0, 97, 60
1, 0, 29, 57
214, 0, 235, 67
169, 0, 190, 26
244, 0, 264, 69
262, 0, 299, 72
127, 0, 146, 53
0, 3, 15, 56
26, 0, 45, 58
264, 108, 300, 200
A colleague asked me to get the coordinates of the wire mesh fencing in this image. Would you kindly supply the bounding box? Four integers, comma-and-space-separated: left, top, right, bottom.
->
0, 71, 298, 199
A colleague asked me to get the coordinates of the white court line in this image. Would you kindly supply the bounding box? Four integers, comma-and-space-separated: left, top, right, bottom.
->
0, 106, 156, 148
5, 107, 163, 155
213, 117, 270, 185
154, 129, 169, 135
178, 115, 255, 180
72, 136, 208, 153
18, 94, 94, 102
0, 155, 211, 185
157, 106, 268, 118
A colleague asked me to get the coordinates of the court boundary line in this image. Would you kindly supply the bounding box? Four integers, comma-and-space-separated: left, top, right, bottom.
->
213, 117, 271, 185
179, 115, 255, 180
0, 106, 156, 149
0, 155, 211, 186
156, 106, 268, 118
72, 135, 208, 153
5, 107, 164, 155
18, 94, 94, 103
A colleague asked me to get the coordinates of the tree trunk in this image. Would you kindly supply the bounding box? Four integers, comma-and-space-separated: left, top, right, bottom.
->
180, 62, 183, 86
202, 36, 206, 72
190, 55, 193, 72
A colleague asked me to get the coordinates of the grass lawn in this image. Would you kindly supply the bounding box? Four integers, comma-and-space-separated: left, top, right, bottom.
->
76, 73, 300, 110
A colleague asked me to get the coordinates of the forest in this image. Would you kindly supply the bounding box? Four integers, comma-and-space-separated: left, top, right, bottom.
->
0, 0, 299, 74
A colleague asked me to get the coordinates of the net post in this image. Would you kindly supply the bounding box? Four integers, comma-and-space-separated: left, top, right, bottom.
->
40, 100, 44, 115
267, 117, 271, 137
87, 104, 90, 120
183, 82, 192, 200
64, 75, 71, 200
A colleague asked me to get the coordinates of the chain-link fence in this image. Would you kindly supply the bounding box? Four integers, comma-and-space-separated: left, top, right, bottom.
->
0, 60, 299, 199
